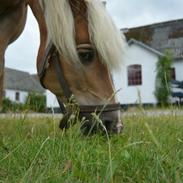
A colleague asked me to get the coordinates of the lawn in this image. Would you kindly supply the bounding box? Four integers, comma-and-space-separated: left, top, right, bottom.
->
0, 113, 183, 183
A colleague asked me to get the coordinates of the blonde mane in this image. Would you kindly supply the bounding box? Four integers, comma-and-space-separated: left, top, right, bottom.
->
40, 0, 126, 70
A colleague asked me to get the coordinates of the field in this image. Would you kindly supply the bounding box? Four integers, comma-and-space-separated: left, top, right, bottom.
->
0, 112, 183, 183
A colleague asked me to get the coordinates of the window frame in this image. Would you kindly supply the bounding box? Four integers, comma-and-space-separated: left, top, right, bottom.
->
127, 64, 142, 86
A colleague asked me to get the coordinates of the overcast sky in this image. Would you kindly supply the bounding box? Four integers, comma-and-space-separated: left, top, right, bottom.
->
5, 0, 183, 74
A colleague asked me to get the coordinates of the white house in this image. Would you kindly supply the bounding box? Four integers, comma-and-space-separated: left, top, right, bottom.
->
122, 19, 183, 105
113, 39, 183, 106
113, 39, 164, 106
4, 68, 45, 103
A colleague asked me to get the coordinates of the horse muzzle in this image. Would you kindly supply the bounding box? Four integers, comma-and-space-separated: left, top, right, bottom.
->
59, 103, 123, 135
80, 110, 123, 135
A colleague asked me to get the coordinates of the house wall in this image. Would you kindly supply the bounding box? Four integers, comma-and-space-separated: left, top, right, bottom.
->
5, 89, 28, 103
46, 90, 59, 108
172, 60, 183, 81
113, 44, 158, 105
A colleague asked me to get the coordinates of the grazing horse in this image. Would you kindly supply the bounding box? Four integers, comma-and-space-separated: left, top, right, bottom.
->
0, 0, 126, 134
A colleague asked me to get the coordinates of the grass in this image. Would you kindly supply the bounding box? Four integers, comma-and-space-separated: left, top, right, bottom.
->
0, 113, 183, 183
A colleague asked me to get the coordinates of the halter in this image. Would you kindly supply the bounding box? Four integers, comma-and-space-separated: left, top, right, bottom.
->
38, 42, 121, 124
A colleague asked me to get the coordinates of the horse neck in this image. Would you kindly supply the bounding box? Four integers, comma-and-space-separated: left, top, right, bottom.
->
28, 0, 48, 69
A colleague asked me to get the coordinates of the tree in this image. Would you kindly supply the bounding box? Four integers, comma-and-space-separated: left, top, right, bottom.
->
155, 51, 173, 106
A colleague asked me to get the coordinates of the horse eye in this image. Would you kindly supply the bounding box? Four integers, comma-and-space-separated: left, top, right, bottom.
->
78, 49, 95, 65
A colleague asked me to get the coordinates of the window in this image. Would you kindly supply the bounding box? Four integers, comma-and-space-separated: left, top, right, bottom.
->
128, 65, 142, 86
171, 67, 176, 80
15, 92, 20, 101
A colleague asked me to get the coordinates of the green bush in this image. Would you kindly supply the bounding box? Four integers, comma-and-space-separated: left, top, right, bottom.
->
155, 51, 173, 106
25, 93, 46, 112
2, 98, 24, 113
1, 93, 46, 113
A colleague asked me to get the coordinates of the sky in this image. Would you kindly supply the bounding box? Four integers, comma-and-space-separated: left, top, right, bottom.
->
5, 0, 183, 74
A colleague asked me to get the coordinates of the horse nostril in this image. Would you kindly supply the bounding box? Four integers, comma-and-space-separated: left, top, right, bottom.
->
103, 119, 123, 134
79, 110, 123, 135
112, 122, 123, 134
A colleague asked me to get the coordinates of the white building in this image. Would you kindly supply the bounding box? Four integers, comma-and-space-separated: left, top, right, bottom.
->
4, 68, 45, 103
113, 38, 183, 106
121, 19, 183, 105
113, 39, 163, 106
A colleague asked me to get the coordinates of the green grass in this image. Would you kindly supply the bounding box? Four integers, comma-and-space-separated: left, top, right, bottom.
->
0, 114, 183, 183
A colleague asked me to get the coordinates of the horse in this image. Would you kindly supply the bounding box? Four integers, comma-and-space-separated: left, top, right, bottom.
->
0, 0, 126, 134
0, 0, 28, 107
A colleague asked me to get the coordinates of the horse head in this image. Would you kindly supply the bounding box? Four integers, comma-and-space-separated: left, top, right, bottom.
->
36, 0, 126, 134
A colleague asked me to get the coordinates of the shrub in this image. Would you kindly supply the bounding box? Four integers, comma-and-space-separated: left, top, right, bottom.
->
1, 98, 24, 113
25, 93, 46, 112
155, 51, 173, 106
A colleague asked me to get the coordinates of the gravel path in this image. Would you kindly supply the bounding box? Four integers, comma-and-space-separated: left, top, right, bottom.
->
0, 109, 183, 119
123, 109, 183, 117
0, 113, 63, 119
